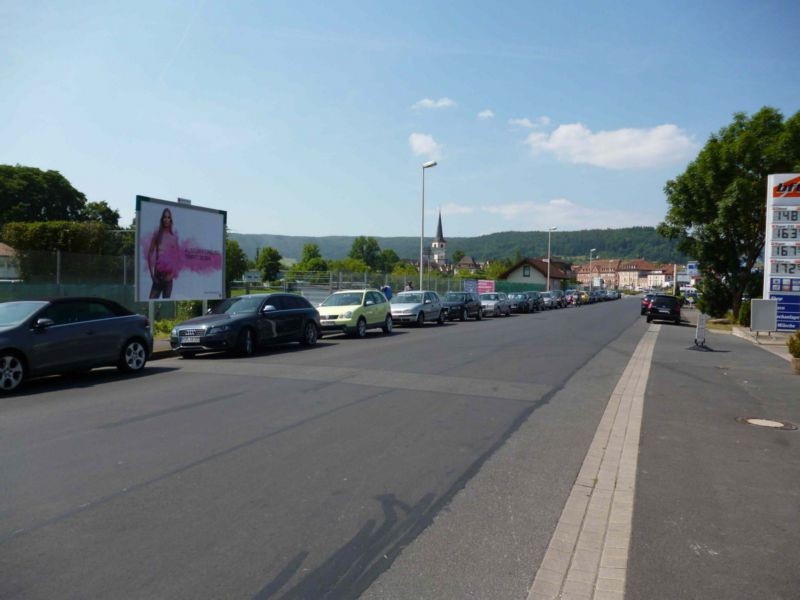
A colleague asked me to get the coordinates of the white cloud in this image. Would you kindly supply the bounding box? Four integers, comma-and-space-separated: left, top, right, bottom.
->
477, 109, 495, 120
440, 202, 474, 215
481, 197, 655, 229
412, 97, 457, 110
525, 122, 695, 169
409, 133, 442, 160
509, 116, 550, 128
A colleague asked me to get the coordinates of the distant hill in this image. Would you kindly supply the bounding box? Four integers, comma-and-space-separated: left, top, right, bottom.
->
230, 226, 685, 265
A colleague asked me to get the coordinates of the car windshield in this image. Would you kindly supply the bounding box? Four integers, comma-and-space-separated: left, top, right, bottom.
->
509, 294, 524, 300
211, 296, 263, 315
321, 292, 363, 307
0, 301, 48, 326
444, 293, 466, 302
480, 294, 499, 300
392, 293, 422, 304
540, 292, 552, 298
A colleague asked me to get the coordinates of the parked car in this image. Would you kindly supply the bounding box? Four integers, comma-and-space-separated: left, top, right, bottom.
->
441, 291, 482, 321
317, 289, 392, 337
507, 293, 532, 313
577, 290, 590, 305
564, 289, 581, 306
390, 291, 444, 326
171, 293, 321, 357
646, 294, 682, 325
640, 293, 656, 315
525, 291, 544, 312
480, 292, 510, 317
550, 289, 566, 308
0, 297, 153, 393
539, 291, 556, 309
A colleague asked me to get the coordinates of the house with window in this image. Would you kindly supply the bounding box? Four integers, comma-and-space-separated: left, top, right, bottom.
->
496, 257, 573, 290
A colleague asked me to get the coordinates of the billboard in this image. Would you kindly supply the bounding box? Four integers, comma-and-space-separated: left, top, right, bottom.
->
762, 174, 800, 331
135, 196, 227, 302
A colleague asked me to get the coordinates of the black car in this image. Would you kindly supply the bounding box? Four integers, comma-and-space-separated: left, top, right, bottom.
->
507, 293, 532, 313
646, 294, 681, 324
441, 291, 482, 321
524, 291, 544, 312
171, 293, 321, 357
0, 297, 153, 393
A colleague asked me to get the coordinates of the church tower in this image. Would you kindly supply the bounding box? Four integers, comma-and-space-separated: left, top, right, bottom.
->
431, 209, 446, 265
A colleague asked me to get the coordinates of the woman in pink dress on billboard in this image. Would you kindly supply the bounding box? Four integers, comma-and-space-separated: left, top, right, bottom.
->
147, 208, 181, 299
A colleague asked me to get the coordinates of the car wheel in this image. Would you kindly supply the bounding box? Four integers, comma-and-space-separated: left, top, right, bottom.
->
382, 315, 393, 334
646, 316, 652, 323
437, 311, 445, 325
475, 309, 482, 321
416, 312, 425, 327
118, 339, 147, 372
236, 328, 256, 356
356, 317, 367, 338
300, 321, 318, 346
674, 317, 681, 325
0, 352, 25, 393
460, 308, 467, 321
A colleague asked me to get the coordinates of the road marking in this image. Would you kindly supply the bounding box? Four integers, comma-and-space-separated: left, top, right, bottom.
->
528, 324, 660, 600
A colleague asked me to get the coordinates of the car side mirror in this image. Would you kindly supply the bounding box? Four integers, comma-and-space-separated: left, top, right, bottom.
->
262, 305, 277, 312
365, 300, 374, 306
424, 299, 431, 304
206, 307, 213, 314
34, 318, 54, 329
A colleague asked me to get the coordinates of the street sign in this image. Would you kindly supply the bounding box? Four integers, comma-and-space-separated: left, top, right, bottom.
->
763, 175, 800, 331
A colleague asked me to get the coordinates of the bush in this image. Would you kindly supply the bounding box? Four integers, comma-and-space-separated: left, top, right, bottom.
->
788, 332, 800, 358
738, 300, 751, 327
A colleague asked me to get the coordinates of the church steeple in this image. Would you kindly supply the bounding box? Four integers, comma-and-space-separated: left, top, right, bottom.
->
434, 210, 445, 244
431, 209, 446, 265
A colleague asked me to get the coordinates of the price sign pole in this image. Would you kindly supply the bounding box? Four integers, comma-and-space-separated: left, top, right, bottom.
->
763, 174, 800, 331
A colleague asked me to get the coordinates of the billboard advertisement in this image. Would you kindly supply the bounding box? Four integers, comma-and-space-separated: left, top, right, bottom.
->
477, 279, 495, 294
135, 196, 227, 302
762, 174, 800, 331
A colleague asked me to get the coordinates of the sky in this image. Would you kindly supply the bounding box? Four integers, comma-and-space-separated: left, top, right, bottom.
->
2, 1, 798, 239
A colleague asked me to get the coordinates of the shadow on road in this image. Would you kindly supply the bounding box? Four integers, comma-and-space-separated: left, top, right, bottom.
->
254, 492, 436, 600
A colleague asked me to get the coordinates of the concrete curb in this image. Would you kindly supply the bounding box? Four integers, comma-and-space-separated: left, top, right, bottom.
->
150, 340, 176, 361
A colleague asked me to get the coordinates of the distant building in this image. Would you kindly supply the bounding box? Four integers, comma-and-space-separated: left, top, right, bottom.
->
497, 257, 573, 290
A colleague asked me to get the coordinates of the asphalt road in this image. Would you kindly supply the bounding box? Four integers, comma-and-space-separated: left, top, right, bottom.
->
0, 298, 644, 599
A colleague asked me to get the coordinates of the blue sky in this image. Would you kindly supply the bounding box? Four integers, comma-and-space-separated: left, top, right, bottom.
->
2, 1, 798, 238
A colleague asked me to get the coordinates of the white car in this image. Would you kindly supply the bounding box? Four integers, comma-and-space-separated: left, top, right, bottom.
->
479, 292, 511, 317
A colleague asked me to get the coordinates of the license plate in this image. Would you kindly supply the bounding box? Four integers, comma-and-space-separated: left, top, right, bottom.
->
321, 320, 335, 326
183, 336, 200, 343
658, 309, 670, 314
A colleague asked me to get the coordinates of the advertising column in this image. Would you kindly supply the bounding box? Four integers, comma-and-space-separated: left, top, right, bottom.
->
763, 175, 800, 331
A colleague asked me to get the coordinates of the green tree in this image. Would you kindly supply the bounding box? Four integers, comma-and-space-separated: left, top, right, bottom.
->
256, 246, 283, 282
83, 201, 121, 227
451, 249, 465, 264
658, 107, 800, 317
0, 165, 88, 228
226, 239, 248, 287
376, 248, 400, 272
483, 258, 512, 280
300, 243, 323, 264
329, 257, 369, 273
348, 236, 381, 269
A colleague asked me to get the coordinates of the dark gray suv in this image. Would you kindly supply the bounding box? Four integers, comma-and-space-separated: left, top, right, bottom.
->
0, 297, 153, 393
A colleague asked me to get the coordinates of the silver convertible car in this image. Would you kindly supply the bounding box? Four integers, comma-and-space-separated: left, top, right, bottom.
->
389, 291, 445, 326
0, 297, 153, 393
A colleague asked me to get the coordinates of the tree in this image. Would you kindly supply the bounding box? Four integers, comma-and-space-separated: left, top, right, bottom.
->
483, 258, 512, 280
0, 165, 88, 228
300, 243, 323, 264
348, 236, 381, 269
256, 246, 283, 282
376, 248, 400, 272
659, 107, 800, 317
451, 249, 465, 264
328, 257, 369, 273
83, 201, 121, 228
226, 239, 249, 287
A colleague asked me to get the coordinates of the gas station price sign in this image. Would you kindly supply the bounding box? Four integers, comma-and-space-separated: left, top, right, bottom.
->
764, 174, 800, 331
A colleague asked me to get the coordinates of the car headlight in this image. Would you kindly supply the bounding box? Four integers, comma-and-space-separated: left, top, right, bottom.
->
170, 328, 177, 337
342, 311, 353, 319
207, 325, 231, 335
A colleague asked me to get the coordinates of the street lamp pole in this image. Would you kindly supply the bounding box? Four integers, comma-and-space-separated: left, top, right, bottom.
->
420, 160, 437, 291
546, 227, 557, 291
589, 248, 597, 291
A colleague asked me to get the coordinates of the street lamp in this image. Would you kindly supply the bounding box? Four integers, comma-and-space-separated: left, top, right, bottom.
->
589, 248, 597, 291
546, 227, 557, 291
420, 160, 437, 291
